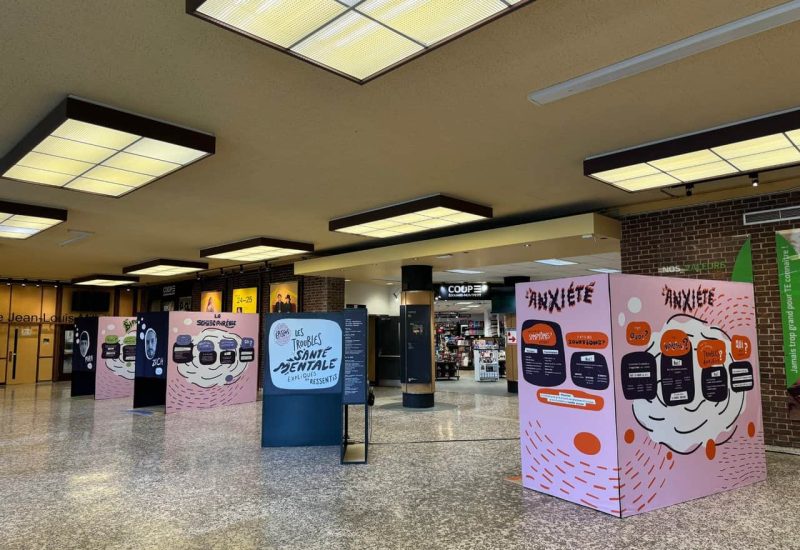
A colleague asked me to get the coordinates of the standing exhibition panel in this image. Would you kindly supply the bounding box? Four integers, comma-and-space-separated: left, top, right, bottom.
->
133, 312, 259, 412
517, 274, 766, 517
71, 316, 99, 397
263, 310, 368, 450
94, 316, 136, 400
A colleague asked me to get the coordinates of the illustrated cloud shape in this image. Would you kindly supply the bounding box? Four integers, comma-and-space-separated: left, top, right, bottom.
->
175, 328, 250, 388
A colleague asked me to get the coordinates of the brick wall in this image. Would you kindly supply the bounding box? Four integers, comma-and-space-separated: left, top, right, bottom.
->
302, 276, 345, 312
621, 190, 800, 448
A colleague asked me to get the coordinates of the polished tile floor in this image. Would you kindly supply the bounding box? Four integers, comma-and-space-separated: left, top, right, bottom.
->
0, 382, 798, 549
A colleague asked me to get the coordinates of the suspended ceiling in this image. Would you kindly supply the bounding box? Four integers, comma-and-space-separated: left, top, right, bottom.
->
1, 0, 799, 280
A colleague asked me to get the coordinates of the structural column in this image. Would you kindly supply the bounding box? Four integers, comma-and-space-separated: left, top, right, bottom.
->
400, 265, 435, 408
503, 276, 529, 394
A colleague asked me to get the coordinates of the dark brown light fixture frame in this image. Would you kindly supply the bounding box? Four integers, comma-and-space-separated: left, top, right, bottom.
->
200, 236, 315, 258
0, 95, 216, 198
72, 274, 140, 286
123, 259, 209, 275
329, 193, 493, 232
0, 199, 68, 238
186, 0, 537, 85
584, 107, 800, 189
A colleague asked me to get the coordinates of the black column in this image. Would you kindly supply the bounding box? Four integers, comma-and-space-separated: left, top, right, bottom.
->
503, 276, 529, 394
400, 265, 434, 408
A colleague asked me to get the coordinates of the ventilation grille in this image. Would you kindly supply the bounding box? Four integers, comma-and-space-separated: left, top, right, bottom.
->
743, 205, 800, 225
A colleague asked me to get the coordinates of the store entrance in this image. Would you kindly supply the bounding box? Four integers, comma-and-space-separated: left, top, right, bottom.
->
5, 324, 39, 385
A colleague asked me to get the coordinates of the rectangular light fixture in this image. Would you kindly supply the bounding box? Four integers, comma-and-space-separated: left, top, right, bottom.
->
200, 237, 314, 262
123, 259, 208, 277
187, 0, 534, 84
535, 259, 578, 266
584, 107, 800, 192
1, 96, 215, 198
0, 199, 67, 240
529, 1, 800, 105
330, 194, 492, 238
588, 268, 621, 274
447, 269, 484, 275
73, 274, 139, 287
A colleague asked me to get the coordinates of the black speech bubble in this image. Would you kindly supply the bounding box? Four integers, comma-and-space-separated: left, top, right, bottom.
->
520, 320, 566, 387
101, 342, 120, 359
570, 352, 609, 390
621, 351, 658, 400
701, 366, 728, 402
661, 352, 695, 406
729, 361, 754, 392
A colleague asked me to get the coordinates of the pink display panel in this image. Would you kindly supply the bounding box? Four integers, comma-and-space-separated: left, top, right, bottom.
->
517, 274, 766, 517
95, 316, 137, 400
165, 312, 260, 414
516, 275, 621, 515
611, 274, 766, 516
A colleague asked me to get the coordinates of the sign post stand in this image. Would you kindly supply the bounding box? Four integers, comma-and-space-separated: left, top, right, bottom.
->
342, 308, 368, 464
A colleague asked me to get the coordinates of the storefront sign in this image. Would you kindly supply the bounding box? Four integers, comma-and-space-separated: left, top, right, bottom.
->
437, 283, 490, 300
777, 230, 800, 390
657, 261, 727, 275
162, 285, 176, 297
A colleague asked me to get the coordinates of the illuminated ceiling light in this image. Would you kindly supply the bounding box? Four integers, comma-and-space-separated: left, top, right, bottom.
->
585, 107, 800, 192
123, 259, 208, 277
73, 274, 139, 287
330, 194, 492, 239
187, 0, 534, 84
536, 259, 577, 266
447, 269, 484, 274
1, 96, 215, 198
0, 199, 67, 240
588, 268, 621, 274
200, 237, 314, 262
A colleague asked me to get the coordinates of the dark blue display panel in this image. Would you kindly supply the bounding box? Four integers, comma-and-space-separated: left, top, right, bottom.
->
400, 304, 432, 384
71, 317, 98, 397
343, 309, 368, 405
263, 312, 362, 447
133, 312, 168, 408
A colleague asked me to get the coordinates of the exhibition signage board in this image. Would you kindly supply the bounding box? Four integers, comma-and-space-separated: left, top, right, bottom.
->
400, 304, 432, 384
94, 316, 136, 400
776, 230, 800, 390
133, 312, 259, 412
71, 316, 99, 397
262, 311, 368, 451
517, 274, 766, 517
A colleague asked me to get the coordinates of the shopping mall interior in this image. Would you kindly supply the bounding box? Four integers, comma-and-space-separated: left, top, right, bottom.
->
2, 1, 800, 548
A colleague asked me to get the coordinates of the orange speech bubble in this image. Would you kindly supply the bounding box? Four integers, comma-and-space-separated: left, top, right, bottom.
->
565, 332, 609, 349
661, 330, 691, 357
731, 335, 752, 360
626, 322, 652, 346
696, 339, 726, 368
523, 323, 557, 346
536, 388, 604, 411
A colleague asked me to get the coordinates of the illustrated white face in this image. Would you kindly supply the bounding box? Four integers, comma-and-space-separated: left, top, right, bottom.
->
144, 328, 158, 360
78, 331, 90, 358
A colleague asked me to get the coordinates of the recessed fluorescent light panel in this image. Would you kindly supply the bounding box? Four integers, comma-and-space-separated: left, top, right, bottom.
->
186, 0, 534, 84
201, 237, 314, 262
123, 259, 208, 277
0, 200, 67, 240
584, 107, 800, 192
536, 259, 577, 266
330, 194, 492, 238
0, 96, 215, 198
588, 268, 621, 274
73, 274, 139, 287
447, 269, 484, 275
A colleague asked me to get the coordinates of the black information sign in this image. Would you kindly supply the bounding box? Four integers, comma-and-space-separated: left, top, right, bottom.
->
343, 308, 368, 405
401, 304, 432, 384
570, 352, 609, 390
520, 319, 566, 387
661, 352, 695, 406
729, 361, 754, 392
71, 316, 99, 397
702, 366, 729, 402
620, 351, 657, 400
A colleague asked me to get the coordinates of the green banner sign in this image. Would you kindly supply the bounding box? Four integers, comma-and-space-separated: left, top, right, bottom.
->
777, 230, 800, 388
